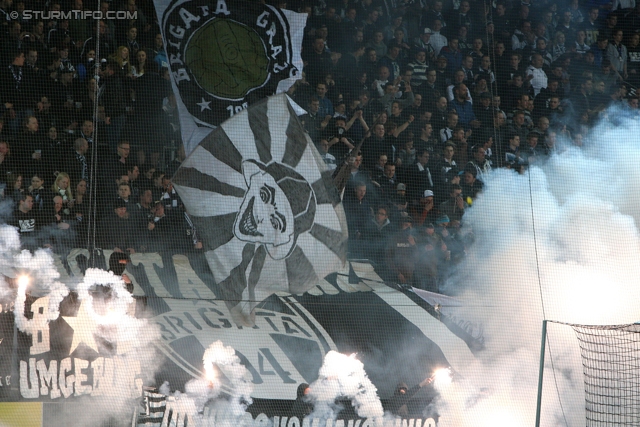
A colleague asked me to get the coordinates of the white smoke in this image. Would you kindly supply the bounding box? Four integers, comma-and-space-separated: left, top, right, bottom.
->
0, 223, 70, 333
435, 109, 640, 426
308, 351, 384, 421
158, 340, 255, 427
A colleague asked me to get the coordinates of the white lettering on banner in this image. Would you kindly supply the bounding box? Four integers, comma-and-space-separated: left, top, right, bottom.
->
19, 359, 38, 398
36, 359, 60, 398
178, 7, 200, 29
29, 296, 50, 355
256, 11, 270, 28
74, 358, 91, 396
59, 357, 74, 398
214, 0, 230, 15
19, 357, 142, 399
169, 25, 185, 39
170, 53, 184, 66
196, 5, 209, 16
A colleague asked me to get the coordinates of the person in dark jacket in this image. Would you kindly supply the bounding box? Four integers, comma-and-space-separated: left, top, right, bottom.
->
387, 375, 434, 417
98, 198, 137, 254
290, 383, 313, 420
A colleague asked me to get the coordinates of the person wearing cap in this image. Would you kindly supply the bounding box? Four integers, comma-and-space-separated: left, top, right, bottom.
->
396, 183, 407, 198
409, 189, 438, 226
412, 29, 436, 64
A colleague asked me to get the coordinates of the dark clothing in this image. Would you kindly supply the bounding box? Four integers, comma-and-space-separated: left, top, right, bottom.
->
98, 213, 137, 251
387, 383, 422, 417
290, 383, 313, 420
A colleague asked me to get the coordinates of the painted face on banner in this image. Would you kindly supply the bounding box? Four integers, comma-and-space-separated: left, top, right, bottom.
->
234, 161, 295, 258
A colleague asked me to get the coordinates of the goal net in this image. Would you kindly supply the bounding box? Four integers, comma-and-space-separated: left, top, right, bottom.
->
547, 322, 640, 427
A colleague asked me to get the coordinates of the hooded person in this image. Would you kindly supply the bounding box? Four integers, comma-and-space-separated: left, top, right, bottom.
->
290, 383, 313, 419
387, 376, 434, 417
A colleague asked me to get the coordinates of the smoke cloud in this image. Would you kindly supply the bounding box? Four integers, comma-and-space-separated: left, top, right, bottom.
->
435, 108, 640, 426
157, 340, 256, 427
308, 351, 384, 420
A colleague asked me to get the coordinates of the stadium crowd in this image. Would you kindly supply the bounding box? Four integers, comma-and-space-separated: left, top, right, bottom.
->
0, 0, 639, 291
288, 0, 640, 290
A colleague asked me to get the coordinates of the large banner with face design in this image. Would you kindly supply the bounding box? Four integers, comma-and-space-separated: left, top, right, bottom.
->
171, 94, 350, 328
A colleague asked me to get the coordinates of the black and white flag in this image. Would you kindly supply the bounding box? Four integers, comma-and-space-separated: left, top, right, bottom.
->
171, 94, 349, 326
155, 0, 306, 154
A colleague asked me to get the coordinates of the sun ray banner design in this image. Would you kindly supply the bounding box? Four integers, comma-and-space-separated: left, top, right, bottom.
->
171, 94, 349, 327
154, 0, 307, 154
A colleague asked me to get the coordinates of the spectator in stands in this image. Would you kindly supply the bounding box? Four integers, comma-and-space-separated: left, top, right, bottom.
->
526, 54, 548, 97
98, 199, 136, 254
449, 84, 480, 131
144, 201, 174, 252
65, 138, 89, 185
72, 179, 88, 241
606, 29, 628, 81
503, 131, 525, 168
27, 172, 47, 214
0, 141, 15, 180
10, 193, 42, 249
385, 212, 418, 285
409, 189, 437, 227
461, 164, 483, 200
6, 173, 24, 202
406, 148, 434, 202
388, 377, 435, 417
116, 183, 132, 208
362, 205, 395, 264
344, 181, 373, 256
438, 183, 467, 222
102, 61, 129, 148
301, 96, 329, 143
467, 145, 491, 182
16, 115, 45, 178
441, 37, 463, 77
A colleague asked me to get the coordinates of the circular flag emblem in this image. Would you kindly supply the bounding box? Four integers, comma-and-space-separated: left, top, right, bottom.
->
162, 0, 300, 126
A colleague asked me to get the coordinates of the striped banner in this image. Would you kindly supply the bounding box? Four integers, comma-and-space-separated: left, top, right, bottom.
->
172, 94, 349, 327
